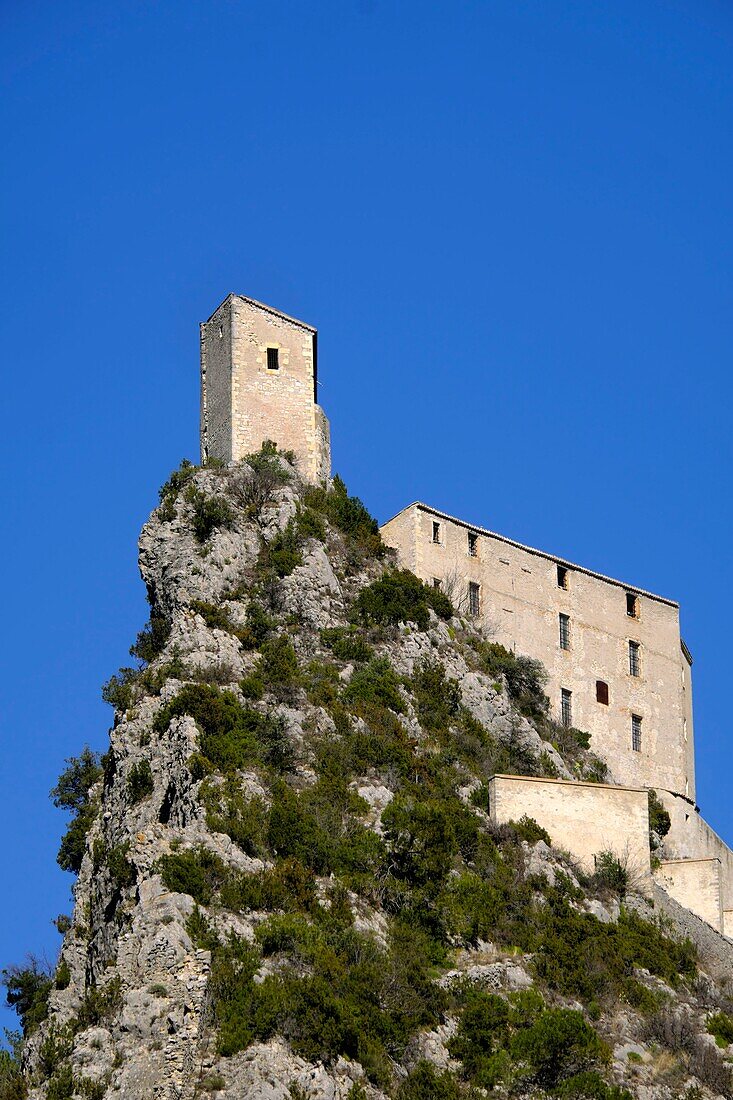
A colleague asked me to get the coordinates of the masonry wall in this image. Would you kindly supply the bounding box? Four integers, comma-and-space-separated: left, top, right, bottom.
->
200, 297, 234, 463
382, 505, 694, 799
488, 774, 651, 877
655, 859, 723, 933
200, 295, 330, 483
658, 790, 733, 922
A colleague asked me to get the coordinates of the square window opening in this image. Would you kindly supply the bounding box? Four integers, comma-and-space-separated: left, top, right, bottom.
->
596, 680, 609, 705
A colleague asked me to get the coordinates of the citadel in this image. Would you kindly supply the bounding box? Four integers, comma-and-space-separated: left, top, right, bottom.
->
200, 292, 733, 938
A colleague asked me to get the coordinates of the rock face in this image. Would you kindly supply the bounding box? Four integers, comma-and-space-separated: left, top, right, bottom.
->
19, 456, 733, 1100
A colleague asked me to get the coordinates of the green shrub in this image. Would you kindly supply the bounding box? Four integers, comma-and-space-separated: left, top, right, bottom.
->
36, 1021, 72, 1080
127, 759, 154, 804
93, 841, 136, 890
0, 1040, 26, 1100
158, 459, 198, 512
208, 918, 444, 1085
352, 570, 453, 631
343, 657, 405, 714
265, 778, 382, 878
648, 789, 671, 841
396, 1063, 463, 1100
448, 991, 510, 1082
263, 519, 303, 578
74, 975, 123, 1029
239, 672, 264, 700
101, 667, 138, 711
511, 816, 552, 846
303, 475, 384, 559
242, 601, 275, 647
410, 659, 462, 732
191, 490, 235, 542
130, 611, 171, 664
2, 959, 52, 1034
46, 1064, 74, 1100
220, 858, 317, 914
200, 778, 268, 857
303, 660, 341, 707
190, 599, 247, 643
473, 641, 549, 721
529, 903, 696, 1004
707, 1010, 733, 1047
556, 1071, 632, 1099
551, 723, 592, 755
51, 748, 103, 875
246, 440, 294, 474
321, 626, 374, 663
55, 959, 71, 991
157, 846, 229, 905
382, 796, 459, 888
154, 683, 291, 772
509, 1008, 609, 1090
591, 851, 628, 897
200, 1075, 227, 1093
439, 710, 542, 782
259, 636, 300, 687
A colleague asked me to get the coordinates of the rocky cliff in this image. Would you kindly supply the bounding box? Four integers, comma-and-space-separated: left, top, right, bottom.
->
10, 450, 733, 1100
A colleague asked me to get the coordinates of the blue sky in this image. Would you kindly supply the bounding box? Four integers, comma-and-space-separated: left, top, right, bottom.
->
2, 0, 733, 1029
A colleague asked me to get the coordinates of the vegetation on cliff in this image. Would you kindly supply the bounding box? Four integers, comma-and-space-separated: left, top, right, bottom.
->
4, 447, 732, 1100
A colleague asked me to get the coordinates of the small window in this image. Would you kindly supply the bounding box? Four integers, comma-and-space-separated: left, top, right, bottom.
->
628, 641, 641, 677
267, 347, 280, 370
557, 565, 568, 589
432, 577, 441, 589
468, 532, 478, 557
626, 592, 639, 618
432, 521, 441, 544
631, 714, 642, 752
561, 688, 572, 728
468, 581, 481, 617
559, 613, 571, 650
596, 680, 609, 705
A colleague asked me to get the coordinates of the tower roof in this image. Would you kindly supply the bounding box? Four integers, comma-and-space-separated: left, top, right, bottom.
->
203, 293, 317, 332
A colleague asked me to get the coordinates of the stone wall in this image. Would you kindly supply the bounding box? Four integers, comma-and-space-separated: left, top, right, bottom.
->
382, 503, 695, 799
200, 295, 330, 483
488, 774, 651, 878
200, 297, 234, 463
659, 789, 733, 925
654, 858, 723, 933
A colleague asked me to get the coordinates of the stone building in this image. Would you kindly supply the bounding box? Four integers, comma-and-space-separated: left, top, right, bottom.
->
380, 502, 695, 800
200, 294, 330, 483
198, 294, 733, 935
380, 501, 733, 934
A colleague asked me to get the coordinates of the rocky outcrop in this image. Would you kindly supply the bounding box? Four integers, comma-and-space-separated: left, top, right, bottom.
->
18, 456, 733, 1100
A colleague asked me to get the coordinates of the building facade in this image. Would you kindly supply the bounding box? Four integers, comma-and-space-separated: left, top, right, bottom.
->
197, 292, 733, 936
381, 502, 696, 801
200, 294, 330, 483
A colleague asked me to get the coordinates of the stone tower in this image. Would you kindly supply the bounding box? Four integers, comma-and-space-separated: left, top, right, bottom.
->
200, 294, 331, 483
